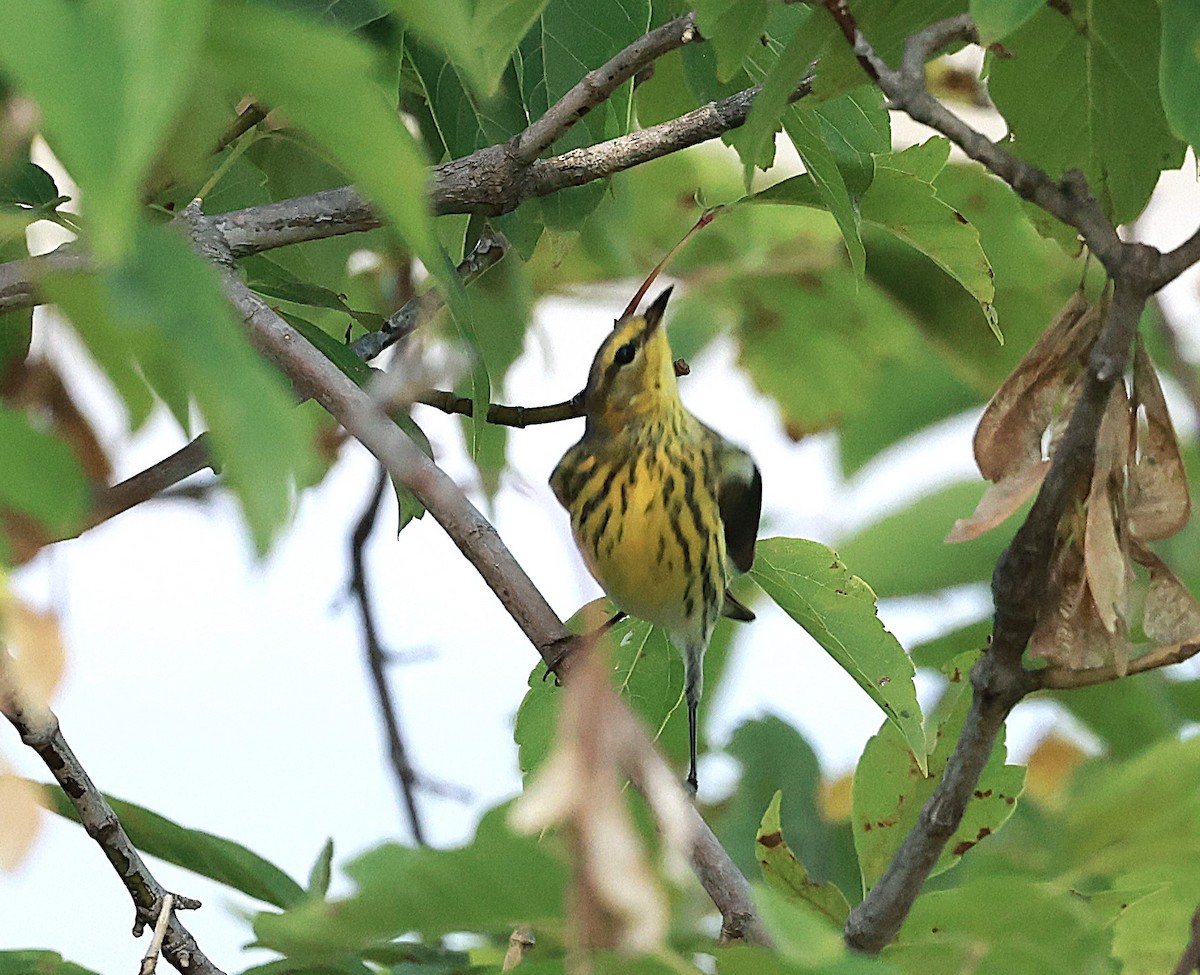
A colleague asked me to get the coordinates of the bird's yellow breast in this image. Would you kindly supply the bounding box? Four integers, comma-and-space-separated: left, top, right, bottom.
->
554, 430, 727, 647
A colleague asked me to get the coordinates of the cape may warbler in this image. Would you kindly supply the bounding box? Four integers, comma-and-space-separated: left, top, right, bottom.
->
550, 287, 761, 792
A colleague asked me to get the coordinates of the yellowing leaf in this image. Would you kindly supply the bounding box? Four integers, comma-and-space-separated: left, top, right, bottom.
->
756, 791, 851, 926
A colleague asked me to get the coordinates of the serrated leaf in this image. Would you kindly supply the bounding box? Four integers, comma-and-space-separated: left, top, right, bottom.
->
0, 407, 89, 535
0, 0, 210, 259
1160, 0, 1200, 153
41, 782, 306, 909
253, 807, 566, 963
852, 653, 1024, 892
989, 1, 1185, 226
757, 791, 852, 926
207, 4, 446, 286
749, 537, 927, 773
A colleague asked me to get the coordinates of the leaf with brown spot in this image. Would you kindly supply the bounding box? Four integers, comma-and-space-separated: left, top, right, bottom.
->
852, 652, 1024, 890
973, 292, 1097, 482
755, 791, 851, 926
1128, 339, 1190, 541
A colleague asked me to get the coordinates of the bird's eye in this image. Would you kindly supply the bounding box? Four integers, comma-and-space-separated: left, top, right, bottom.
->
614, 342, 637, 366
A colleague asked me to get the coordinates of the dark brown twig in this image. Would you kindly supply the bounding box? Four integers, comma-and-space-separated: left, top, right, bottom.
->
418, 390, 584, 427
348, 464, 428, 846
0, 658, 223, 975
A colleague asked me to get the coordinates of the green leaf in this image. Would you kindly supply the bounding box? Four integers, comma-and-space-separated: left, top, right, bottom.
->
891, 877, 1114, 975
988, 1, 1185, 227
1160, 0, 1200, 152
474, 0, 553, 97
47, 222, 318, 552
0, 951, 100, 975
207, 4, 446, 285
780, 107, 865, 279
861, 143, 997, 334
244, 255, 384, 332
757, 791, 852, 926
836, 481, 1014, 599
41, 782, 306, 909
1050, 673, 1188, 760
515, 602, 689, 775
716, 716, 859, 898
307, 839, 335, 898
851, 654, 1024, 892
715, 266, 925, 436
282, 313, 376, 389
749, 537, 927, 773
0, 0, 210, 259
694, 0, 771, 83
735, 6, 817, 181
0, 162, 70, 218
253, 806, 566, 963
387, 0, 484, 95
970, 0, 1046, 43
0, 406, 89, 535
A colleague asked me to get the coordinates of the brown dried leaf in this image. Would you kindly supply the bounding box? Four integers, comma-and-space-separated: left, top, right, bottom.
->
0, 773, 43, 872
1084, 385, 1132, 634
3, 596, 65, 709
974, 293, 1098, 482
1132, 543, 1200, 647
946, 459, 1050, 542
1029, 519, 1131, 672
509, 639, 672, 954
1129, 340, 1191, 540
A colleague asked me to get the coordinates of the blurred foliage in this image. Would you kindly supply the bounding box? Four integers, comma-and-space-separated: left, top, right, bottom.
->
3, 0, 1200, 971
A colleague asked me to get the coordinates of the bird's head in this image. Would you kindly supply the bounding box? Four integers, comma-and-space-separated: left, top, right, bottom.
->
581, 287, 680, 432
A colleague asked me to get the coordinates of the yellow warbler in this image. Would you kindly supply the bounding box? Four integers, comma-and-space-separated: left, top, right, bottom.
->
550, 287, 761, 791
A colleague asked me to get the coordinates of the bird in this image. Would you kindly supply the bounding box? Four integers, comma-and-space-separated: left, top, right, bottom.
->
549, 285, 762, 793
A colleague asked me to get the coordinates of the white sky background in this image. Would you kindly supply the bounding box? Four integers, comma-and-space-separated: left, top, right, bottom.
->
1, 126, 1198, 969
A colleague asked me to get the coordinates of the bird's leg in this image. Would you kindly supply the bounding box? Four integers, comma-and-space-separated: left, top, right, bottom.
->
542, 611, 628, 685
686, 697, 699, 795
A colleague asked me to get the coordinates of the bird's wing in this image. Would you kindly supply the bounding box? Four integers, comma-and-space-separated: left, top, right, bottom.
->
711, 436, 761, 573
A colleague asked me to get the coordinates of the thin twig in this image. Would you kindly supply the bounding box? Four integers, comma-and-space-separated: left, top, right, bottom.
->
512, 12, 699, 165
418, 390, 584, 427
138, 894, 175, 975
223, 274, 771, 946
348, 464, 428, 846
0, 657, 223, 975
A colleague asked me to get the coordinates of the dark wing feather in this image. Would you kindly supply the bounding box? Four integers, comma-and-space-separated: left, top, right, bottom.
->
714, 439, 761, 573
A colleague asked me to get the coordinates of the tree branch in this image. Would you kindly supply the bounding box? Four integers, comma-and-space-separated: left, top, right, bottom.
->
830, 8, 1193, 953
511, 12, 699, 165
348, 464, 428, 846
0, 656, 224, 975
222, 272, 770, 946
417, 389, 583, 427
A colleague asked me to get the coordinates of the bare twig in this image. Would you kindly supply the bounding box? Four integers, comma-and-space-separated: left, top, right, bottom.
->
512, 12, 698, 165
0, 657, 223, 975
418, 390, 584, 427
138, 894, 175, 975
348, 464, 428, 846
222, 274, 770, 946
825, 7, 1200, 954
1038, 641, 1200, 689
1172, 903, 1200, 975
88, 435, 214, 528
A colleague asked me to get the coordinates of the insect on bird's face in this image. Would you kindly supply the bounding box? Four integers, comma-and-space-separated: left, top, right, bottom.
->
583, 287, 680, 429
